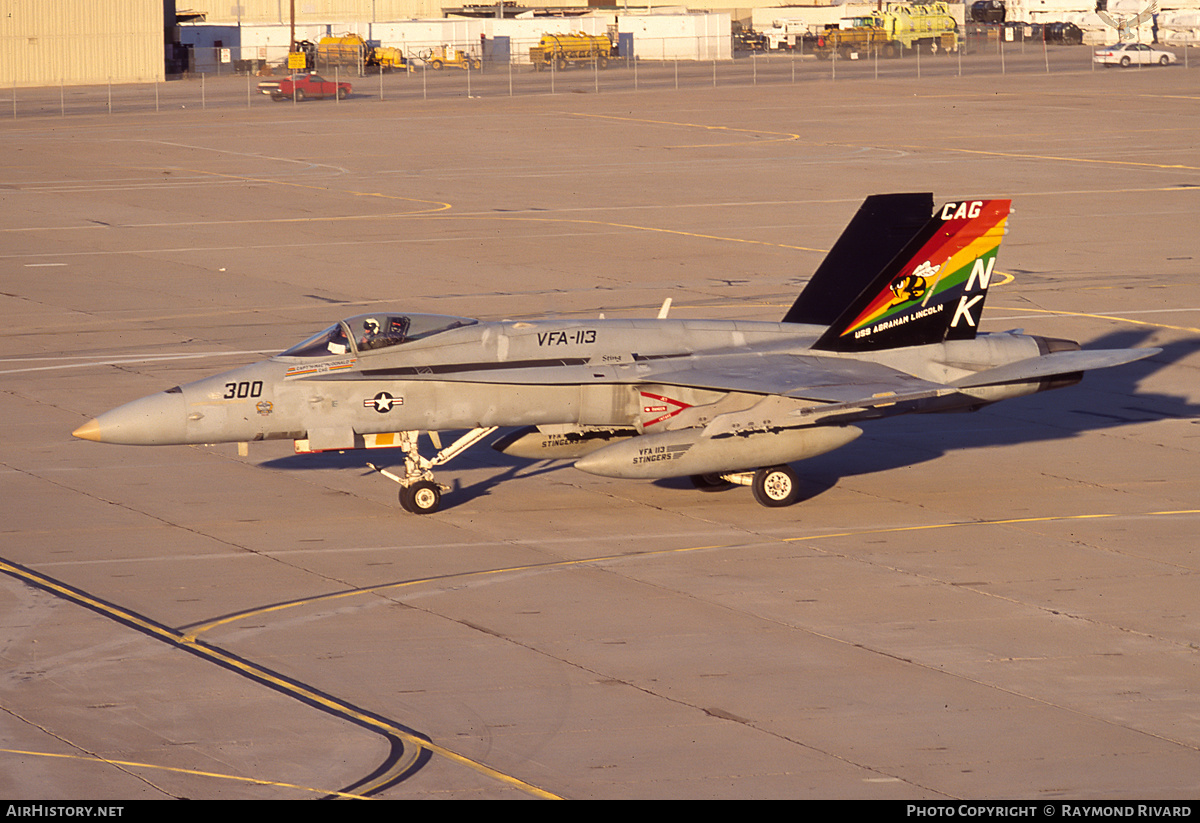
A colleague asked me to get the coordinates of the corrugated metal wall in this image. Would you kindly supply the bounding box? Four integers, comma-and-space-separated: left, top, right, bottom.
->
190, 0, 586, 25
0, 0, 164, 87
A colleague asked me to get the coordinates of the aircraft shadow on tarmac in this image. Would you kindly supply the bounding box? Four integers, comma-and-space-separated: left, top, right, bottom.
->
760, 329, 1199, 504
260, 329, 1196, 511
261, 449, 566, 511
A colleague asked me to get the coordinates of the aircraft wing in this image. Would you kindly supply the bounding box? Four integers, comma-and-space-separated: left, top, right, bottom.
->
639, 353, 962, 437
306, 346, 1157, 420
333, 351, 948, 402
632, 352, 947, 402
658, 347, 1163, 399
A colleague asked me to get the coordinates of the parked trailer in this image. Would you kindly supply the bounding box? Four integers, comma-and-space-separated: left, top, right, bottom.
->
530, 32, 613, 71
814, 23, 898, 58
317, 34, 368, 70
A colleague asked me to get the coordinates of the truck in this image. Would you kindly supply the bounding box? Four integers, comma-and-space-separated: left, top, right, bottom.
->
530, 32, 613, 71
814, 2, 958, 59
257, 73, 352, 102
761, 20, 814, 51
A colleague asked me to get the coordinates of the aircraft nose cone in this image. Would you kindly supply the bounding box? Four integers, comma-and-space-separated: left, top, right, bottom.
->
72, 419, 103, 441
72, 389, 188, 445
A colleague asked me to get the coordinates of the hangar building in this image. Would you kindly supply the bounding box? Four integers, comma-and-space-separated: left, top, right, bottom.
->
0, 0, 169, 87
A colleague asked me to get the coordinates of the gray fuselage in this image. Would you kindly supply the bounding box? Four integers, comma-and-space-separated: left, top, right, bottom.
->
78, 314, 1054, 451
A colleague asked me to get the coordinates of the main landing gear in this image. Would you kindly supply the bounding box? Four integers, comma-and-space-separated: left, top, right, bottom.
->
368, 427, 497, 514
369, 430, 801, 513
690, 464, 801, 508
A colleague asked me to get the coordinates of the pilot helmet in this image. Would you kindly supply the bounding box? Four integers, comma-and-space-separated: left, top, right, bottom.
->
363, 317, 380, 335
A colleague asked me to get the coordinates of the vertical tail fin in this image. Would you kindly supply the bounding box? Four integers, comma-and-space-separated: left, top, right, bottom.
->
811, 198, 1012, 352
783, 193, 935, 327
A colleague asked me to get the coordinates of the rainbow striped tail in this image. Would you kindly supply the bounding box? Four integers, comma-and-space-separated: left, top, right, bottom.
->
808, 198, 1012, 353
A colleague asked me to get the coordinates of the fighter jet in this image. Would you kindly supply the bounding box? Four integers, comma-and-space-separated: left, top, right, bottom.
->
73, 193, 1158, 513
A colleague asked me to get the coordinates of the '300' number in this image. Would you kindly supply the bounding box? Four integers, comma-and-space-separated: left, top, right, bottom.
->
224, 381, 264, 399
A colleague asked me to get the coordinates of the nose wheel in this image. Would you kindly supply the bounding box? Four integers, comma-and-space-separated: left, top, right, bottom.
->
399, 480, 442, 514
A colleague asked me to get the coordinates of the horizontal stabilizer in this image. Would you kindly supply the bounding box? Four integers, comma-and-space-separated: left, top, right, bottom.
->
951, 347, 1160, 388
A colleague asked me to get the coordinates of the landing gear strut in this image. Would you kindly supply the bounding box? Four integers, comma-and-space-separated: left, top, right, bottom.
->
369, 427, 497, 514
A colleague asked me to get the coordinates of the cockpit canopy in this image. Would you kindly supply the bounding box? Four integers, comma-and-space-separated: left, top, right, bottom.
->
280, 313, 478, 358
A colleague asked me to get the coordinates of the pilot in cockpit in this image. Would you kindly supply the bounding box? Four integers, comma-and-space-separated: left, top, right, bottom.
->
360, 317, 383, 350
358, 315, 411, 352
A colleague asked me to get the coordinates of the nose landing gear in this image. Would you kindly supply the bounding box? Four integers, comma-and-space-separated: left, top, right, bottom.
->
368, 427, 498, 514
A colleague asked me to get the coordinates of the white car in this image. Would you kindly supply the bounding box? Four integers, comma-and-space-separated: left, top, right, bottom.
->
1094, 43, 1177, 67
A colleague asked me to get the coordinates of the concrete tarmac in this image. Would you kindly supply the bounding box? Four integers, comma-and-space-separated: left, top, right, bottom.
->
1, 57, 1198, 799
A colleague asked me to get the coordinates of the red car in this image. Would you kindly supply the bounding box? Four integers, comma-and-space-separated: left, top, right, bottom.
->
258, 73, 352, 102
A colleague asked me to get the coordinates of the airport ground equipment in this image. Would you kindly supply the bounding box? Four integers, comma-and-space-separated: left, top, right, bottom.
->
814, 2, 958, 59
530, 32, 613, 71
367, 46, 408, 72
424, 45, 482, 70
316, 33, 369, 70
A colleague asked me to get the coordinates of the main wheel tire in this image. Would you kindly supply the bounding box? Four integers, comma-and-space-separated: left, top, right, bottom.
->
1120, 56, 1131, 67
752, 465, 800, 508
690, 473, 732, 492
336, 87, 348, 99
1160, 55, 1170, 65
294, 88, 305, 101
400, 481, 441, 514
431, 59, 444, 70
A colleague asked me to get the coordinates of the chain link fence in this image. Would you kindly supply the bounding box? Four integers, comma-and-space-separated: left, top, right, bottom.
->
3, 28, 1193, 119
